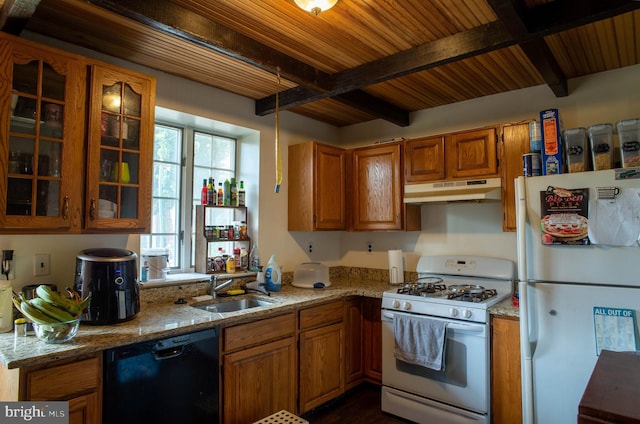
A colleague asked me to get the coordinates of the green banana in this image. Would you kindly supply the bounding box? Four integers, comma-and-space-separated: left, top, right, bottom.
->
29, 297, 76, 322
35, 284, 82, 315
13, 296, 57, 324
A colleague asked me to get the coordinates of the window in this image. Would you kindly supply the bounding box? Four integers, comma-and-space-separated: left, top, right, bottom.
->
142, 119, 237, 272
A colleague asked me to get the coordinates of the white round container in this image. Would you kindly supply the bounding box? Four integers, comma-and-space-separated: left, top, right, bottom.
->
141, 248, 170, 280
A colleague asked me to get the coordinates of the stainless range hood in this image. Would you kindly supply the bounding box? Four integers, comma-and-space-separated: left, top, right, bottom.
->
404, 177, 502, 204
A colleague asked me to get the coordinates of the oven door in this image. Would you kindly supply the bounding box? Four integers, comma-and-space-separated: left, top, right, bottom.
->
381, 309, 489, 415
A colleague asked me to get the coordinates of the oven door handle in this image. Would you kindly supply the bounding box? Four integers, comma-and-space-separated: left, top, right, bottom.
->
382, 311, 484, 332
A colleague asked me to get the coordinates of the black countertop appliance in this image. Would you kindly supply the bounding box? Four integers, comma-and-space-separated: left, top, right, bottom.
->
74, 248, 139, 324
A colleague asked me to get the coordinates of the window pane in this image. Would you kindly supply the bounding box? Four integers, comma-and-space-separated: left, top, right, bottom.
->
154, 125, 180, 162
153, 162, 180, 198
152, 198, 179, 234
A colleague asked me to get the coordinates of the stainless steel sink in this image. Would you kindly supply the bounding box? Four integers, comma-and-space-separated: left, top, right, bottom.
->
192, 297, 273, 313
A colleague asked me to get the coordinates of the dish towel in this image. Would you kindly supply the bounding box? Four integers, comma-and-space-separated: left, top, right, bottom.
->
393, 314, 447, 371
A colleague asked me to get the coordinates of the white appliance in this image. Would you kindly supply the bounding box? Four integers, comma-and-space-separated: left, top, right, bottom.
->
516, 170, 640, 424
381, 255, 515, 424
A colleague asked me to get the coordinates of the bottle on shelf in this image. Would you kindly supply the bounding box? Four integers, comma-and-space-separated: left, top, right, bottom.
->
238, 180, 246, 206
200, 179, 208, 205
226, 254, 236, 274
240, 247, 249, 270
233, 247, 241, 269
207, 177, 215, 205
230, 178, 238, 206
249, 243, 260, 271
217, 183, 223, 206
223, 179, 231, 206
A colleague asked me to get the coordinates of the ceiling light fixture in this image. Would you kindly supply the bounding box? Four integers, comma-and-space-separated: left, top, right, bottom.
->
294, 0, 338, 16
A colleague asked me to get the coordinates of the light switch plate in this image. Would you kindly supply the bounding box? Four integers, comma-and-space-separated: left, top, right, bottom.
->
34, 254, 50, 276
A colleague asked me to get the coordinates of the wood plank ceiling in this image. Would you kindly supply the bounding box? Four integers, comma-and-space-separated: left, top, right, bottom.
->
2, 0, 639, 127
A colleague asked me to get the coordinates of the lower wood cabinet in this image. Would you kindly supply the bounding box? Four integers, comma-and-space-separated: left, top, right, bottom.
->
346, 296, 382, 388
363, 297, 382, 383
298, 300, 345, 413
0, 355, 102, 424
221, 312, 297, 424
490, 315, 522, 424
223, 337, 297, 424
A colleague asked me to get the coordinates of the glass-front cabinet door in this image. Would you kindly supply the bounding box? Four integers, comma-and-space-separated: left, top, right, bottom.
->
0, 35, 85, 231
85, 65, 155, 232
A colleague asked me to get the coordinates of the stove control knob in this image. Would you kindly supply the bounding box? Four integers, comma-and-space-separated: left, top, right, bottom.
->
403, 302, 411, 311
449, 308, 459, 317
393, 300, 400, 309
462, 309, 472, 319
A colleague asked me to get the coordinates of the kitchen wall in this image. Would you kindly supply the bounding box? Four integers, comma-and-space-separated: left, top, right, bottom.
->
3, 32, 639, 290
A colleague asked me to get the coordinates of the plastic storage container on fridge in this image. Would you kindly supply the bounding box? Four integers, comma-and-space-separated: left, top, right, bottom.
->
563, 127, 588, 173
588, 124, 614, 170
616, 118, 640, 168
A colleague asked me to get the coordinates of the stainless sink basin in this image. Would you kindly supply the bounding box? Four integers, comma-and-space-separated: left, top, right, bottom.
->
192, 297, 273, 313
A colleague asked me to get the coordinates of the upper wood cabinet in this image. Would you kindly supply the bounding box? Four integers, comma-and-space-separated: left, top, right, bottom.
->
0, 33, 86, 232
0, 33, 156, 234
500, 122, 532, 232
404, 135, 446, 183
84, 64, 155, 232
288, 141, 346, 231
447, 127, 499, 179
405, 126, 499, 183
348, 142, 420, 231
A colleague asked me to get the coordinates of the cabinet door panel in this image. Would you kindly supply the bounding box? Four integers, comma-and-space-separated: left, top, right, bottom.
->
223, 337, 297, 424
315, 143, 346, 229
1, 35, 85, 231
447, 127, 498, 179
404, 136, 446, 183
299, 322, 345, 413
501, 122, 531, 232
350, 143, 402, 230
85, 64, 155, 232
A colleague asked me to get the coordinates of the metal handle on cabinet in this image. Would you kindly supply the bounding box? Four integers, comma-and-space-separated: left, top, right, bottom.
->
90, 199, 96, 220
62, 196, 69, 220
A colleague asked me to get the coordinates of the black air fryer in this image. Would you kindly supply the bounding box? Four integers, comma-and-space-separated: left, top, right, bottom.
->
74, 248, 140, 324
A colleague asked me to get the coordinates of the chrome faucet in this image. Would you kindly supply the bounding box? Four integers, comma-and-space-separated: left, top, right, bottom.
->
209, 275, 234, 299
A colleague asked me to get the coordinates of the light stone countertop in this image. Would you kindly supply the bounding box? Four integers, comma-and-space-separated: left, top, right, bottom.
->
0, 272, 519, 370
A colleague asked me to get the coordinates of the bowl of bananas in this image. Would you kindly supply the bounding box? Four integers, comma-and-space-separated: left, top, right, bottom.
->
31, 318, 81, 343
13, 285, 90, 344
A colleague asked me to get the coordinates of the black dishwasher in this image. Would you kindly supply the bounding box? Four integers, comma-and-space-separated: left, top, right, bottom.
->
103, 327, 219, 424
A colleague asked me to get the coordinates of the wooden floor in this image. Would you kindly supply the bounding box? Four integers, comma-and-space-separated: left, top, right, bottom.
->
300, 384, 415, 424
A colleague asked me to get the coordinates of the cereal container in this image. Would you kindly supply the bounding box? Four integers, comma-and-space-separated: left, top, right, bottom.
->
587, 124, 614, 170
563, 127, 589, 173
616, 119, 640, 168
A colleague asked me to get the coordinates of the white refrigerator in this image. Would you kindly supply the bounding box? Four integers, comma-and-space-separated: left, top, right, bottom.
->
515, 170, 640, 424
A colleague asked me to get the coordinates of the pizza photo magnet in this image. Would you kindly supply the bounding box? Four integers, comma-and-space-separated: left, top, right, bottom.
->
540, 186, 591, 245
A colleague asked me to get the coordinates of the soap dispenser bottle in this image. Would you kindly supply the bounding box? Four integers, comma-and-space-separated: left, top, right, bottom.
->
264, 255, 281, 292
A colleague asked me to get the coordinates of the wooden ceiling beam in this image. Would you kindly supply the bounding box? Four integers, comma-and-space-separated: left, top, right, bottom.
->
259, 0, 639, 114
487, 0, 568, 97
0, 0, 41, 34
85, 0, 410, 126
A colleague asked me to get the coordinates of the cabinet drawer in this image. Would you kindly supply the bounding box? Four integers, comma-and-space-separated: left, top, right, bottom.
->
28, 357, 100, 400
299, 300, 344, 330
223, 312, 295, 352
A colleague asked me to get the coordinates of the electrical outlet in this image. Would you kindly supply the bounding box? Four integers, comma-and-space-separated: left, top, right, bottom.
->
307, 242, 313, 254
34, 254, 50, 276
367, 242, 373, 253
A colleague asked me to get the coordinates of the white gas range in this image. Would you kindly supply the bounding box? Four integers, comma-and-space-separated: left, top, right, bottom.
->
381, 255, 515, 424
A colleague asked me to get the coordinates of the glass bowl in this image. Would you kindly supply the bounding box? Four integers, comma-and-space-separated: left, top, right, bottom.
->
31, 318, 81, 344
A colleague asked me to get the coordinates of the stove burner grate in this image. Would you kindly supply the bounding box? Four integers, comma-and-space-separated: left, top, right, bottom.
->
446, 287, 497, 302
397, 277, 446, 296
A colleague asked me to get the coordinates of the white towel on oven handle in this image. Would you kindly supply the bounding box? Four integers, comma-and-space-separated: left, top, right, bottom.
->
393, 314, 447, 371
